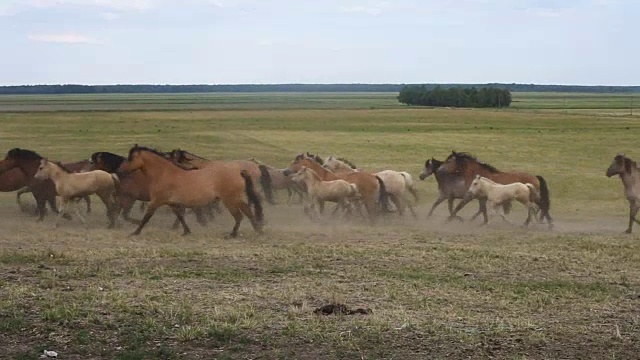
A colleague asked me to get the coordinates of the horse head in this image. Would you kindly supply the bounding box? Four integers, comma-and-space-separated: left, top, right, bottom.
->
607, 153, 634, 177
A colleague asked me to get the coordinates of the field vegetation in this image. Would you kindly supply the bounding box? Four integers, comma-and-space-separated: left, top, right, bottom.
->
0, 92, 639, 359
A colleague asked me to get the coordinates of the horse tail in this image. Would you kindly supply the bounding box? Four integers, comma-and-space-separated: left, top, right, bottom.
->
241, 170, 264, 225
375, 175, 393, 213
535, 175, 550, 217
400, 171, 419, 202
258, 164, 275, 205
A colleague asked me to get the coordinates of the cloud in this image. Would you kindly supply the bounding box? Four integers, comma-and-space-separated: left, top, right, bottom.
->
27, 33, 103, 44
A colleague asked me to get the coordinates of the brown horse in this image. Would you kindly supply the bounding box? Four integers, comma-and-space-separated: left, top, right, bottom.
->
168, 149, 275, 205
0, 148, 69, 220
438, 151, 552, 228
117, 145, 263, 237
90, 151, 211, 227
606, 153, 640, 233
283, 153, 391, 222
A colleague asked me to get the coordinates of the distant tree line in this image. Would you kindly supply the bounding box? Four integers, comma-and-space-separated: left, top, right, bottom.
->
398, 85, 512, 108
0, 83, 638, 95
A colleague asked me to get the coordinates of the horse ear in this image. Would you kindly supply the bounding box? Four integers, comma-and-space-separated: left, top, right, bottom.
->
475, 174, 480, 179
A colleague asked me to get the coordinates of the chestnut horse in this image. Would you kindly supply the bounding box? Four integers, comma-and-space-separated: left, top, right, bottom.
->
90, 151, 211, 227
118, 145, 263, 237
606, 153, 640, 233
283, 153, 391, 222
168, 149, 274, 205
0, 148, 79, 221
438, 151, 552, 228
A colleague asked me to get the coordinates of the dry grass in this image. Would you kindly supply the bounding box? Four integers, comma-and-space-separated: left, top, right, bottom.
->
1, 96, 640, 359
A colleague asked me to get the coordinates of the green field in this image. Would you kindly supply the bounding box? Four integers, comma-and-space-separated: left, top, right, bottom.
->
1, 93, 640, 359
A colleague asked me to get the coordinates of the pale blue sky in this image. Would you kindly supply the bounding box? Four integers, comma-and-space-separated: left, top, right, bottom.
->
0, 0, 636, 85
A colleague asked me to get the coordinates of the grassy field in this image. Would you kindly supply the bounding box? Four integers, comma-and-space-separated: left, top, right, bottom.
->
1, 93, 640, 359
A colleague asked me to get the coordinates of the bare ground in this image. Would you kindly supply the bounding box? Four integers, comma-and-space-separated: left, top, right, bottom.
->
1, 196, 640, 360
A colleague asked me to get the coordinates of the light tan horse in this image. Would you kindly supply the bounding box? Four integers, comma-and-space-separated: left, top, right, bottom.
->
118, 145, 263, 237
466, 175, 539, 227
283, 154, 392, 223
606, 153, 640, 233
34, 159, 119, 228
291, 166, 359, 219
323, 156, 419, 218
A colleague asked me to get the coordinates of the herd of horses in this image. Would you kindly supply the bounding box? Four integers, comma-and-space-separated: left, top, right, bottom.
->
0, 145, 637, 235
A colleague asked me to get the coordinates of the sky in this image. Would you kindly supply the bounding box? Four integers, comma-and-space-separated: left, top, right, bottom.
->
0, 0, 637, 85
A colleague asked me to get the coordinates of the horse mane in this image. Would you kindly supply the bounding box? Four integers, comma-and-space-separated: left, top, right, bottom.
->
305, 152, 324, 165
6, 148, 43, 161
171, 149, 208, 161
129, 145, 197, 171
449, 151, 500, 173
91, 151, 125, 172
335, 157, 358, 169
616, 154, 638, 173
52, 161, 73, 173
426, 158, 443, 169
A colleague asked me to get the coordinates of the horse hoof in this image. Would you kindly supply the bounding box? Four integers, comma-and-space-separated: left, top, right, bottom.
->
182, 231, 192, 236
624, 229, 632, 234
129, 231, 141, 237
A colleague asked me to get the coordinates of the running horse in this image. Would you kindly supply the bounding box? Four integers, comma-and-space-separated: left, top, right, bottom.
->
606, 153, 640, 233
168, 149, 275, 205
283, 153, 392, 222
117, 145, 263, 237
0, 148, 90, 220
437, 151, 553, 228
90, 151, 213, 227
34, 159, 119, 228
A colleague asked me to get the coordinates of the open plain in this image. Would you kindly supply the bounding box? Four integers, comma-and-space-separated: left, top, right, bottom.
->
1, 92, 640, 359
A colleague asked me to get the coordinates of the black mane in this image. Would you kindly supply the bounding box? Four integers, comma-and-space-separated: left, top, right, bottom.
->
336, 157, 358, 169
426, 158, 443, 169
305, 152, 324, 165
6, 148, 43, 161
448, 151, 500, 173
91, 151, 125, 173
129, 145, 196, 171
615, 154, 636, 173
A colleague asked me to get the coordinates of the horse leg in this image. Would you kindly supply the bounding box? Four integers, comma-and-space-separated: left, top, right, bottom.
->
55, 198, 69, 228
97, 192, 117, 229
238, 201, 263, 234
227, 205, 244, 238
524, 203, 534, 227
131, 203, 159, 236
16, 187, 30, 212
390, 194, 404, 217
169, 206, 191, 235
83, 195, 92, 214
625, 201, 639, 233
407, 200, 418, 219
121, 198, 141, 225
428, 195, 447, 217
73, 200, 87, 225
495, 203, 512, 225
286, 187, 293, 204
449, 197, 473, 221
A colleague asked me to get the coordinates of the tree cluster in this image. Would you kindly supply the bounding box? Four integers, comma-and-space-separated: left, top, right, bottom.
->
398, 85, 512, 108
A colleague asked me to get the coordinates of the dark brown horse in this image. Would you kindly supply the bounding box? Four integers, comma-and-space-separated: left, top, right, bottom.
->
283, 153, 392, 222
117, 145, 263, 237
90, 151, 211, 227
437, 151, 552, 228
0, 148, 89, 220
606, 153, 640, 233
